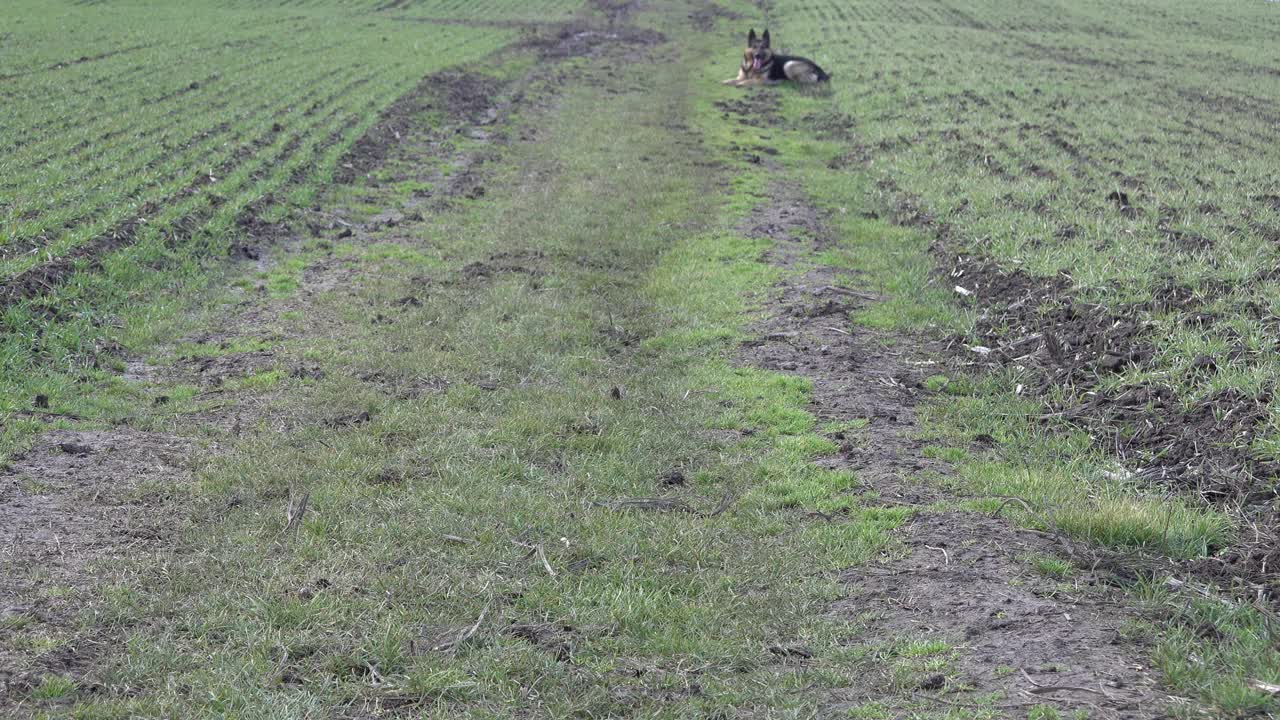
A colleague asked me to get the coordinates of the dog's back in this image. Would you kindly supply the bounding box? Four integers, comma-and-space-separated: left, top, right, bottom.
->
772, 53, 828, 84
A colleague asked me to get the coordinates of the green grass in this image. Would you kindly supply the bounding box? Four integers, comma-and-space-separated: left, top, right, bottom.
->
0, 0, 516, 456
1022, 553, 1073, 581
29, 675, 76, 702
1139, 583, 1280, 718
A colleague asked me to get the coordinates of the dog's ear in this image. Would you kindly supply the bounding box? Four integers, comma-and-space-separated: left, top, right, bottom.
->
747, 28, 756, 45
762, 29, 771, 48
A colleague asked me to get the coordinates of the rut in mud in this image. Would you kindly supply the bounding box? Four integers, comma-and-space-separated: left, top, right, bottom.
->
728, 123, 1168, 714
864, 110, 1280, 597
901, 201, 1280, 599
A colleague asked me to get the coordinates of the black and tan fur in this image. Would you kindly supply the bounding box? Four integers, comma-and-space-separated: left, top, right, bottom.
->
723, 28, 828, 87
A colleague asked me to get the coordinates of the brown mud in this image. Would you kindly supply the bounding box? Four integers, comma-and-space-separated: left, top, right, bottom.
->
831, 514, 1164, 719
737, 183, 944, 506
930, 227, 1280, 598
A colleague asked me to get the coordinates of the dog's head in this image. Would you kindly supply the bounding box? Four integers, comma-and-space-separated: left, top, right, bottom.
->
742, 28, 773, 74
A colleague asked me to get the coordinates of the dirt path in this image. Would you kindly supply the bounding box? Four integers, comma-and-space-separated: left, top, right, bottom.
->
0, 430, 193, 692
731, 159, 1168, 716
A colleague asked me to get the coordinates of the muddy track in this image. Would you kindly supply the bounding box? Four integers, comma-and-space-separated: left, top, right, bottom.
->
728, 128, 1167, 714
737, 185, 942, 506
0, 430, 193, 696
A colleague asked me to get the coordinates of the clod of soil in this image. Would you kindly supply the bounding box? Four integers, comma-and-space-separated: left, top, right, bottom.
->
182, 351, 276, 386
459, 249, 546, 283
324, 410, 372, 428
657, 469, 687, 487
504, 622, 580, 662
56, 442, 94, 456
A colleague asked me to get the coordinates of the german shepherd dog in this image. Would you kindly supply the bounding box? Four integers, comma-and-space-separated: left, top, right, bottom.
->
723, 29, 828, 86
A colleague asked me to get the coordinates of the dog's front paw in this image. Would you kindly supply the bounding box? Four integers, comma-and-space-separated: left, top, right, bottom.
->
721, 78, 739, 85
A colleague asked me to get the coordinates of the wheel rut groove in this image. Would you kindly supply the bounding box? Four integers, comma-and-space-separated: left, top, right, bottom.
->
734, 173, 1168, 717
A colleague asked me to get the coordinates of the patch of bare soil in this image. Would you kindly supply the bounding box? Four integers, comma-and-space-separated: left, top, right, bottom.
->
0, 429, 192, 700
714, 91, 783, 129
180, 350, 277, 387
687, 2, 740, 32
737, 184, 943, 505
732, 171, 1165, 716
517, 25, 666, 61
831, 514, 1164, 718
457, 249, 547, 285
336, 71, 504, 185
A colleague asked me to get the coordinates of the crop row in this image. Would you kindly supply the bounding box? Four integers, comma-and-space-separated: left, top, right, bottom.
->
1, 1, 514, 281
783, 0, 1280, 293
208, 0, 583, 22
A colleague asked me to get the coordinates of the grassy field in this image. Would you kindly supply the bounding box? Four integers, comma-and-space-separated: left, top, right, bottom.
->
5, 0, 1280, 717
0, 0, 546, 452
0, 1, 533, 274
769, 0, 1280, 497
